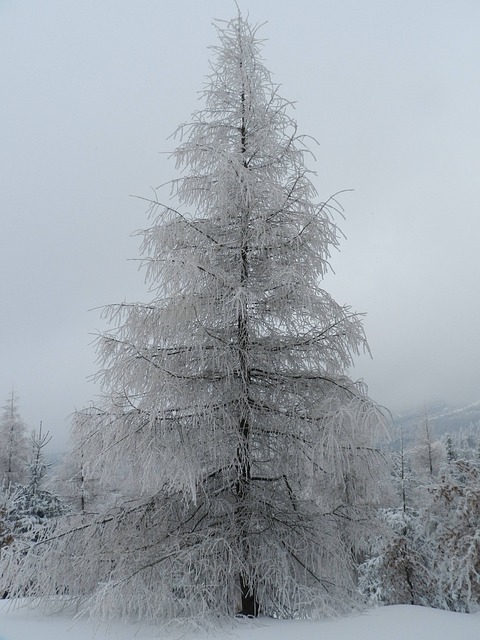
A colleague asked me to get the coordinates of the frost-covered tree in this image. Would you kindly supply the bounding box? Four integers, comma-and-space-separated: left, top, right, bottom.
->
419, 459, 480, 612
1, 13, 388, 623
1, 483, 67, 539
411, 413, 444, 480
28, 423, 51, 498
0, 493, 14, 552
443, 423, 480, 467
0, 425, 67, 593
56, 407, 108, 513
0, 390, 28, 487
359, 427, 430, 607
361, 422, 480, 612
358, 506, 431, 606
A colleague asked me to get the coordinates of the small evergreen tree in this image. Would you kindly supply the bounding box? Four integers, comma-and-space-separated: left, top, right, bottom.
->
411, 413, 445, 480
28, 423, 51, 497
0, 390, 28, 487
57, 407, 106, 513
359, 428, 430, 606
0, 425, 67, 540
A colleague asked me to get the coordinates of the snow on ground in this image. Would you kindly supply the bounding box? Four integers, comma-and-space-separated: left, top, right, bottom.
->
0, 601, 478, 640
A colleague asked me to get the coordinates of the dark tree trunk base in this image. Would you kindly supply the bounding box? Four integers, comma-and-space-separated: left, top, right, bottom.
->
239, 575, 259, 617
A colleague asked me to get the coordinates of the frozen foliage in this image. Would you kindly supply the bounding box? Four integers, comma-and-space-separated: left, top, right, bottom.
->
360, 423, 480, 612
56, 407, 108, 513
422, 460, 480, 611
410, 414, 445, 480
1, 483, 67, 535
0, 391, 28, 487
0, 495, 14, 552
0, 428, 67, 550
27, 424, 51, 497
0, 483, 67, 601
0, 423, 67, 590
358, 507, 430, 606
443, 423, 480, 465
0, 12, 388, 625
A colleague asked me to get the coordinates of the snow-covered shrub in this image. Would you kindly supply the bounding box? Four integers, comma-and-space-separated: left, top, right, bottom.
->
4, 484, 67, 534
422, 461, 480, 612
359, 507, 431, 606
361, 425, 480, 613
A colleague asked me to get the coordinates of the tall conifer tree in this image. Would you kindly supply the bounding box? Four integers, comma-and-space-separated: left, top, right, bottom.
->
1, 13, 387, 623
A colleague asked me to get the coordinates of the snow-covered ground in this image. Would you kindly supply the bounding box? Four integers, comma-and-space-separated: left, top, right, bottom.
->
0, 601, 478, 640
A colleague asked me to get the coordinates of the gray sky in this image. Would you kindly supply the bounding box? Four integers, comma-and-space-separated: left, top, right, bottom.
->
1, 0, 479, 451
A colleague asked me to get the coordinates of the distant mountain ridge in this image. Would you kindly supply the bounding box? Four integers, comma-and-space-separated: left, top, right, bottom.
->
392, 400, 480, 442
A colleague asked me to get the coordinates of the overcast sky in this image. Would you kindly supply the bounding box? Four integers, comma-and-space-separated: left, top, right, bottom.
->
1, 0, 479, 451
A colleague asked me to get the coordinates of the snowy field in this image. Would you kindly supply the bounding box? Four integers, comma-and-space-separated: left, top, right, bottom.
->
0, 602, 479, 640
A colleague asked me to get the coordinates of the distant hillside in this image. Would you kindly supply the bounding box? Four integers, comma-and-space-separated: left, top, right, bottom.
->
392, 400, 480, 444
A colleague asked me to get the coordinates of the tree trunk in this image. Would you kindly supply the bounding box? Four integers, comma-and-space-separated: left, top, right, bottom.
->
239, 574, 258, 616
235, 82, 259, 617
